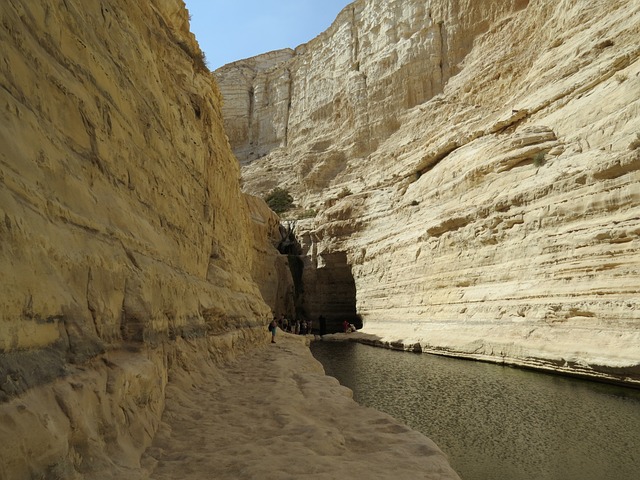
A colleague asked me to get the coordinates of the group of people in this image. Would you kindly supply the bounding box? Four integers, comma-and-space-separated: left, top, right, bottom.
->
268, 314, 356, 343
268, 314, 313, 343
280, 314, 314, 335
343, 319, 357, 333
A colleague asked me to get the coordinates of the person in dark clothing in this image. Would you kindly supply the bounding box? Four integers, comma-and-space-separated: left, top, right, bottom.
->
319, 315, 326, 336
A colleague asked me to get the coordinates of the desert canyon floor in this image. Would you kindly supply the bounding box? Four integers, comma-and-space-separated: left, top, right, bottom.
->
140, 333, 460, 480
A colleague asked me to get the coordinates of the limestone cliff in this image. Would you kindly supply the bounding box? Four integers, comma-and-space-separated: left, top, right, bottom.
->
0, 1, 288, 477
218, 0, 640, 385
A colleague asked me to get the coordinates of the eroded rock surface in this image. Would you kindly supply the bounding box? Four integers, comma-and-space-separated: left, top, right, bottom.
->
0, 0, 288, 477
142, 334, 461, 480
218, 0, 640, 384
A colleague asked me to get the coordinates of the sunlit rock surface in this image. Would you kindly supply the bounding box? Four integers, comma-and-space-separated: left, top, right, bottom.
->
0, 1, 461, 478
0, 0, 283, 477
217, 0, 640, 384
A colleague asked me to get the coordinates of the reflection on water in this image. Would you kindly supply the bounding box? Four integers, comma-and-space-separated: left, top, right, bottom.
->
310, 341, 640, 480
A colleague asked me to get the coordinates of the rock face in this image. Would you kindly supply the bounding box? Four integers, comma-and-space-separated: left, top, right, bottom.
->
0, 1, 290, 477
217, 0, 640, 384
217, 49, 295, 165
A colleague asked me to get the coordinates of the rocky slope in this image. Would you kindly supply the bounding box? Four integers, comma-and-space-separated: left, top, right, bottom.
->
217, 0, 640, 385
0, 1, 291, 477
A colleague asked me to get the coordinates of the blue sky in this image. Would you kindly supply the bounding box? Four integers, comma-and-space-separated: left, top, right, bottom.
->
183, 0, 352, 70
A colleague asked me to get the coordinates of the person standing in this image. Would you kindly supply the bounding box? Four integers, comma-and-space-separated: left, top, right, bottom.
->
269, 319, 277, 343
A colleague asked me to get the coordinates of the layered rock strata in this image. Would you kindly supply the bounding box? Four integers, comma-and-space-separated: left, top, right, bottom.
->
218, 0, 640, 384
0, 0, 289, 477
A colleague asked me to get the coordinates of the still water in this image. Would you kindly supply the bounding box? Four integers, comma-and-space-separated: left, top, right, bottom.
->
310, 341, 640, 480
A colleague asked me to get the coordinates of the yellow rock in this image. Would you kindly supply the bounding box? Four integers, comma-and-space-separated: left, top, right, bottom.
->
0, 0, 289, 477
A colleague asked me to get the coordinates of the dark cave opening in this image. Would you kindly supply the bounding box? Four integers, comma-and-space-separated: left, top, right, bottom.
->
276, 223, 359, 334
304, 251, 361, 334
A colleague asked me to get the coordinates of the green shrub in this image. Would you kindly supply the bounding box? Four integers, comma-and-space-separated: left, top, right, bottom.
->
533, 152, 546, 167
265, 187, 294, 214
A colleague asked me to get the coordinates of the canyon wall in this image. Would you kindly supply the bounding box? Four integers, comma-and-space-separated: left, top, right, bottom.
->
217, 0, 640, 384
0, 1, 289, 477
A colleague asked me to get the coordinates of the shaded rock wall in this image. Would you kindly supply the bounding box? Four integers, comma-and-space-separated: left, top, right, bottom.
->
245, 194, 296, 318
218, 0, 640, 384
300, 244, 359, 332
0, 0, 287, 477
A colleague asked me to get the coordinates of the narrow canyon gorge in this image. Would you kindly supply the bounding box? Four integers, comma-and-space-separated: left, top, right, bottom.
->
217, 0, 640, 384
0, 0, 638, 478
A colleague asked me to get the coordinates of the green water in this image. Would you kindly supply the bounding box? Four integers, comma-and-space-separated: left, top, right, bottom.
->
310, 341, 640, 480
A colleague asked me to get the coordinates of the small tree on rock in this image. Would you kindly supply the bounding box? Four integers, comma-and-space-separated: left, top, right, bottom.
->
265, 187, 293, 214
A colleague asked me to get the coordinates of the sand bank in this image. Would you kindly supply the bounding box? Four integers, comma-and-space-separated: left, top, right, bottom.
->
141, 332, 460, 479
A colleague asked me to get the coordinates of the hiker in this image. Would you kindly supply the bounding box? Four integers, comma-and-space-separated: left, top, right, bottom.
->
269, 319, 277, 343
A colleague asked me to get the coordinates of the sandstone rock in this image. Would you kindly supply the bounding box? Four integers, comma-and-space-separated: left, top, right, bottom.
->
142, 334, 461, 480
245, 194, 296, 317
220, 0, 640, 384
215, 50, 295, 165
0, 0, 286, 477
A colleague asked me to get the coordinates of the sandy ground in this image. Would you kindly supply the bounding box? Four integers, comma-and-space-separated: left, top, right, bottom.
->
141, 332, 460, 480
